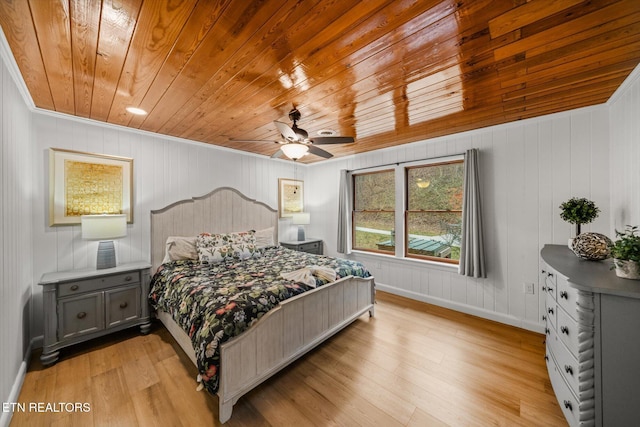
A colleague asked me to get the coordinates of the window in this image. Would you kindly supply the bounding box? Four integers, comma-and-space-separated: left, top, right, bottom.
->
351, 156, 464, 264
352, 169, 395, 254
406, 161, 463, 263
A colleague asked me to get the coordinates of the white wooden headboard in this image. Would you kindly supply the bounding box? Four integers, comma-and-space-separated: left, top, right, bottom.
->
150, 187, 278, 273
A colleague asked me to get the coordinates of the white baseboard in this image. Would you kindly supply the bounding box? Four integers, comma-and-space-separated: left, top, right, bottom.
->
376, 282, 545, 334
0, 337, 38, 427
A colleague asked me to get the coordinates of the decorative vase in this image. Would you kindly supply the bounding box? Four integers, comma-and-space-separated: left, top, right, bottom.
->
613, 259, 640, 280
570, 232, 612, 260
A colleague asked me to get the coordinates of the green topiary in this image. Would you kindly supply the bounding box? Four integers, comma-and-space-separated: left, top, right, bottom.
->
559, 197, 600, 235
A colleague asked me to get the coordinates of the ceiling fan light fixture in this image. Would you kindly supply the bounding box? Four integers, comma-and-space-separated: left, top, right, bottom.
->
280, 143, 309, 160
317, 129, 336, 136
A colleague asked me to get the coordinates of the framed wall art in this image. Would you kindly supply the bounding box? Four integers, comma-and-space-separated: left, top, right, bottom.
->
49, 148, 133, 226
278, 178, 304, 218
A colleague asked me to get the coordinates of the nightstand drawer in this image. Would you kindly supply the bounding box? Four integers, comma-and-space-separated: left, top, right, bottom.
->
106, 285, 141, 328
58, 293, 105, 339
58, 271, 140, 297
299, 241, 320, 253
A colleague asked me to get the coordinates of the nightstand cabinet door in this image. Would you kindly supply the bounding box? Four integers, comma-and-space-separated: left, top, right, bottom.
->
59, 292, 105, 339
106, 285, 141, 328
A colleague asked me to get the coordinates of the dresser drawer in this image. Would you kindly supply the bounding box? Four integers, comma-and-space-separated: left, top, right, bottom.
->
545, 293, 557, 331
543, 268, 557, 300
106, 285, 141, 328
58, 292, 105, 339
556, 274, 578, 321
548, 327, 579, 397
58, 271, 141, 297
557, 308, 579, 358
548, 354, 580, 427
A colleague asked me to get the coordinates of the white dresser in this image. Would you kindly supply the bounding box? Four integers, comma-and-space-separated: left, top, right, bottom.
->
541, 245, 640, 427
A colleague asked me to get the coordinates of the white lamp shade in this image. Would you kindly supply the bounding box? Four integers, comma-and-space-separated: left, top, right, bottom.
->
281, 143, 309, 160
81, 214, 127, 240
292, 212, 310, 225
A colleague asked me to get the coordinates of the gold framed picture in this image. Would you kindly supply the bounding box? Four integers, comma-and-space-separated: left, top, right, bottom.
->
49, 148, 133, 226
278, 178, 304, 218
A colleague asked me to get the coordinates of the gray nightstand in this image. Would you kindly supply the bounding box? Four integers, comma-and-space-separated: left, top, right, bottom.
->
280, 238, 323, 255
38, 261, 152, 365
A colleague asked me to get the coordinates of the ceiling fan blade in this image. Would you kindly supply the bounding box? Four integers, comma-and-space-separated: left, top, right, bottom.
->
271, 149, 284, 159
274, 121, 298, 141
308, 136, 355, 145
229, 139, 283, 144
308, 145, 333, 159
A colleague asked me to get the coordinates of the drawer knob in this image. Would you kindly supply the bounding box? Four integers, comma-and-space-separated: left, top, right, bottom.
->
563, 400, 573, 411
70, 285, 79, 291
560, 326, 569, 335
560, 291, 568, 299
564, 365, 573, 375
547, 272, 554, 277
542, 315, 547, 321
77, 312, 87, 319
125, 275, 132, 282
548, 307, 554, 315
545, 328, 550, 335
119, 302, 128, 309
544, 354, 549, 361
547, 286, 554, 292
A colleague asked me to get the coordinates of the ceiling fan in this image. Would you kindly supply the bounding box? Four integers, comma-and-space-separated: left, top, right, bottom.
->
230, 108, 355, 160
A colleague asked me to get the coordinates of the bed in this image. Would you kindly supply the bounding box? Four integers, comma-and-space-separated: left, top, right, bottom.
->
149, 187, 376, 423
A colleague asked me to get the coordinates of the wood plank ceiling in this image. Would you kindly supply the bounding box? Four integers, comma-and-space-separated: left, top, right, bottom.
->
1, 0, 639, 162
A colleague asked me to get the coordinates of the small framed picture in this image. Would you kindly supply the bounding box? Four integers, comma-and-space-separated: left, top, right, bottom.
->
278, 178, 304, 218
49, 148, 133, 225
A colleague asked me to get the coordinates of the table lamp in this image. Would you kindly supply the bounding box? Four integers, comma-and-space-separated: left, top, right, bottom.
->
81, 214, 127, 269
292, 212, 310, 241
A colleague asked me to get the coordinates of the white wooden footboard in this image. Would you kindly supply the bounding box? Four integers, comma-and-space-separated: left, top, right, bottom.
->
217, 275, 375, 423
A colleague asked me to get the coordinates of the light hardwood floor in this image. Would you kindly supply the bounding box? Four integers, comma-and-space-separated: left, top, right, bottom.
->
10, 291, 566, 426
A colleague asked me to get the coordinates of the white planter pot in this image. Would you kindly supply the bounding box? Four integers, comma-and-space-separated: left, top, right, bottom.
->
613, 259, 640, 280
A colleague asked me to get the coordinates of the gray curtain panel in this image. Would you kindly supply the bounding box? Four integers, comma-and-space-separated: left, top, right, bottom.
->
337, 169, 352, 254
459, 148, 486, 278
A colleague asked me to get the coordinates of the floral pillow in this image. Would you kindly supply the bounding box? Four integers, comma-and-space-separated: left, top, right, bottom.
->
196, 243, 261, 263
196, 233, 260, 263
199, 230, 256, 248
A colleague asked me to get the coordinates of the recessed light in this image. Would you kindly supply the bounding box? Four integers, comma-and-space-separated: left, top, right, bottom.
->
126, 106, 147, 115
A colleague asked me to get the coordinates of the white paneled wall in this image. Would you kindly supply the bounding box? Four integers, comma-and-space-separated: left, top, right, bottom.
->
30, 113, 305, 337
0, 43, 33, 427
609, 66, 640, 230
307, 106, 611, 331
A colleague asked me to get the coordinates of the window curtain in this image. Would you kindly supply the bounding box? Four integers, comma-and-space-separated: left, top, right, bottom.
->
459, 148, 486, 278
337, 169, 352, 254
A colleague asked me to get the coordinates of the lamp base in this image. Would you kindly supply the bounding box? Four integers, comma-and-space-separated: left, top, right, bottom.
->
97, 241, 116, 269
297, 226, 306, 242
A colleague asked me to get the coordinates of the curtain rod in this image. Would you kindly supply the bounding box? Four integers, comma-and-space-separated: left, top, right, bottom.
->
346, 151, 468, 173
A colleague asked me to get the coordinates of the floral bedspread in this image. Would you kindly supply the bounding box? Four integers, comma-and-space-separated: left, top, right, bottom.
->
148, 246, 371, 395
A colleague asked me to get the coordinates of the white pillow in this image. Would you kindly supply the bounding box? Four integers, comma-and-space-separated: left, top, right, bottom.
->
162, 236, 198, 264
255, 227, 275, 248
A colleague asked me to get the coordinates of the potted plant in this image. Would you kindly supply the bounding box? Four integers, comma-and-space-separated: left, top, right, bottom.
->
610, 225, 640, 279
559, 197, 600, 237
